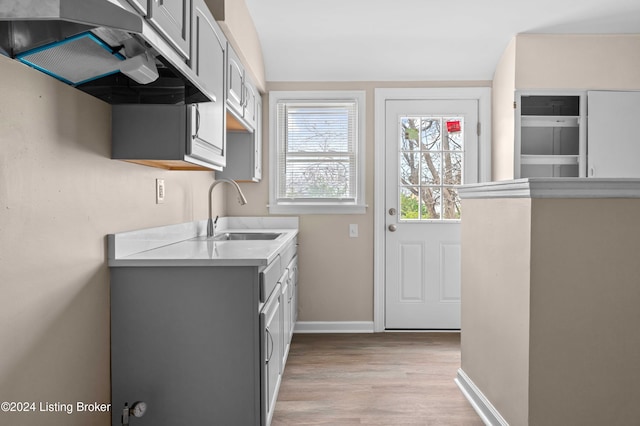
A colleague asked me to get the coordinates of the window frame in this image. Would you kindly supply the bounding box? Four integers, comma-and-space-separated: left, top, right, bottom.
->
268, 90, 367, 215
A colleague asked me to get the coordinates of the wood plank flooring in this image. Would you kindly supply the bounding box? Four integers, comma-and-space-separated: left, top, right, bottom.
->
272, 333, 482, 426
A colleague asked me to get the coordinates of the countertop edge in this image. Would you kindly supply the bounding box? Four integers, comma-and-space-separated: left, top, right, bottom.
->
108, 259, 270, 267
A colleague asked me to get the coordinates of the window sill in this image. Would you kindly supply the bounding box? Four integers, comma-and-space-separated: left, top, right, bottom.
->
268, 203, 368, 215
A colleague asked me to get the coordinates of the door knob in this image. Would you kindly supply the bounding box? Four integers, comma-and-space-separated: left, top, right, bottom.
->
388, 224, 397, 232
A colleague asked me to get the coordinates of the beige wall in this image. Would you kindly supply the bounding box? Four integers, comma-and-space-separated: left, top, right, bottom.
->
529, 199, 640, 425
460, 198, 531, 426
227, 80, 491, 323
515, 34, 640, 90
206, 0, 266, 91
492, 38, 516, 181
0, 56, 223, 425
461, 196, 640, 425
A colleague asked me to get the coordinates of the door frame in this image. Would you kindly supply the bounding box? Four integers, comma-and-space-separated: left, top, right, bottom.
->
373, 87, 492, 332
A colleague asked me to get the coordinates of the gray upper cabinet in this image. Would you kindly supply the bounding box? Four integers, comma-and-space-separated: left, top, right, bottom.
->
190, 0, 226, 165
112, 103, 225, 171
217, 97, 262, 181
227, 44, 245, 118
226, 45, 259, 131
125, 0, 148, 15
221, 41, 263, 180
111, 0, 228, 171
243, 76, 258, 130
148, 0, 192, 59
191, 0, 226, 102
254, 96, 263, 180
189, 102, 225, 169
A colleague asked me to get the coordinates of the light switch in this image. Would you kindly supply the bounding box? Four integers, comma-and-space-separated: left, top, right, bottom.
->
349, 224, 358, 238
156, 179, 165, 204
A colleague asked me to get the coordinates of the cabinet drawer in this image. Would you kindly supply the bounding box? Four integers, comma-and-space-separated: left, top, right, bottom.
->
260, 255, 282, 303
280, 238, 297, 270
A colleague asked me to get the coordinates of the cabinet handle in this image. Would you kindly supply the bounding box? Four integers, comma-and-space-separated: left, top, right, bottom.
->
242, 85, 248, 108
191, 104, 201, 139
265, 328, 274, 363
195, 105, 201, 135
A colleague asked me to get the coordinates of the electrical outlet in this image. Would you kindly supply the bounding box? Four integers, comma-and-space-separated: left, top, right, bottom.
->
156, 179, 165, 204
349, 224, 358, 238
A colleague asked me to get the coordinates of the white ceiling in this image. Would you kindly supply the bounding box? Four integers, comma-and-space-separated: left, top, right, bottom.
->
244, 0, 640, 82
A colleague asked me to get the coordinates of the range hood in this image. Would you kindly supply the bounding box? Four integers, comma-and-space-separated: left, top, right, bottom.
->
0, 0, 209, 104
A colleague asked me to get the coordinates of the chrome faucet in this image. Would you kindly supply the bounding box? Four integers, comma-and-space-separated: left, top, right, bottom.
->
207, 179, 247, 237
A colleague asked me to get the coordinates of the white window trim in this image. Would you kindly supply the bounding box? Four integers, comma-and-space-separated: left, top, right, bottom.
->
268, 90, 367, 215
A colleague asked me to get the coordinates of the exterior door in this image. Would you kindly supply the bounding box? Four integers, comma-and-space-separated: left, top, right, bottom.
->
385, 99, 478, 329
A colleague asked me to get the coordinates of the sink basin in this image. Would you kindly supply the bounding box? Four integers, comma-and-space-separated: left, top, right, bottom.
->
213, 232, 281, 241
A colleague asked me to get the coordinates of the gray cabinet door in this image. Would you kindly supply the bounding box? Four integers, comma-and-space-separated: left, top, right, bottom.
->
189, 102, 225, 168
261, 288, 282, 426
227, 45, 245, 117
280, 271, 291, 367
244, 77, 258, 129
189, 0, 226, 166
126, 0, 147, 15
111, 267, 260, 426
148, 0, 191, 59
254, 96, 263, 180
587, 91, 640, 178
191, 0, 225, 101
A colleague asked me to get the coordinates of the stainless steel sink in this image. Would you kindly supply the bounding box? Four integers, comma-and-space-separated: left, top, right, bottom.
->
213, 232, 281, 241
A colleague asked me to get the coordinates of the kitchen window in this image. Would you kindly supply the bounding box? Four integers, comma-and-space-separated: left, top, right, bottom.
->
269, 91, 366, 214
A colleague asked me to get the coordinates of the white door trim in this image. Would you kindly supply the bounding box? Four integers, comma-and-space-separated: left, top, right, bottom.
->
373, 87, 492, 332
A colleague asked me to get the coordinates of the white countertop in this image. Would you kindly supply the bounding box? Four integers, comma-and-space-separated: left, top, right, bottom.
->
108, 217, 299, 267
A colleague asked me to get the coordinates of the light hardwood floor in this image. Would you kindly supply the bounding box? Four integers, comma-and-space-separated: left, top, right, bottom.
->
272, 333, 482, 426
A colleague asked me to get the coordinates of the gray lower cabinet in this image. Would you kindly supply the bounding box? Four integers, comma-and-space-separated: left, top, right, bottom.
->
110, 248, 297, 426
281, 256, 298, 367
261, 282, 282, 426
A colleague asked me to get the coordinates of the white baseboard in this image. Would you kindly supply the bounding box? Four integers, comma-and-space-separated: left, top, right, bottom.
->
293, 321, 375, 333
455, 368, 509, 426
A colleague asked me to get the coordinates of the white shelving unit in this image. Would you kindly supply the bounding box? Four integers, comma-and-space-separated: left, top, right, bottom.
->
515, 91, 587, 178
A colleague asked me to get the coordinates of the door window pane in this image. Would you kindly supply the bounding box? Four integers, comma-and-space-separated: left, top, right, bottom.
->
399, 115, 465, 221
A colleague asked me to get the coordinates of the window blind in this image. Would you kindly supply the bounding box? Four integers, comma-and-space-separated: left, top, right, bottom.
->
276, 100, 358, 201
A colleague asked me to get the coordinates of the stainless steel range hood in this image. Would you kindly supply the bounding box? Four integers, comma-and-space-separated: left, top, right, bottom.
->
0, 0, 209, 104
0, 0, 143, 34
